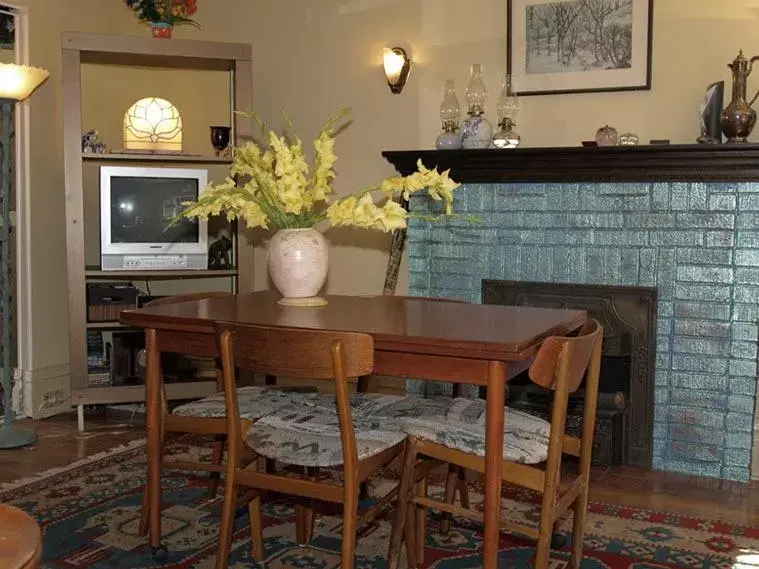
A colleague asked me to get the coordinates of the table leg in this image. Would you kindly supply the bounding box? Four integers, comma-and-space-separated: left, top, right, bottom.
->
483, 360, 506, 569
145, 329, 164, 555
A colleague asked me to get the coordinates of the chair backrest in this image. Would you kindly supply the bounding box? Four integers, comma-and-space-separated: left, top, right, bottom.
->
143, 291, 231, 308
215, 322, 374, 471
528, 319, 603, 488
217, 323, 374, 380
528, 318, 603, 393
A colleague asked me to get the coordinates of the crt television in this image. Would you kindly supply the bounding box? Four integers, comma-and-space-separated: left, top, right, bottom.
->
100, 166, 208, 271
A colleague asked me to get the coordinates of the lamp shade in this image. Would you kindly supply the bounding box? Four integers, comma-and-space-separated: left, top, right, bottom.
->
123, 97, 183, 152
0, 64, 49, 101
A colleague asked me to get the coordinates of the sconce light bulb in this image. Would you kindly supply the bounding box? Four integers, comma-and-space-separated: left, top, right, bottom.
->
383, 46, 411, 94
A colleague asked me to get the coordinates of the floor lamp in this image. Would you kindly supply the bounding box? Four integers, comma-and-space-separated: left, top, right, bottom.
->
0, 63, 49, 449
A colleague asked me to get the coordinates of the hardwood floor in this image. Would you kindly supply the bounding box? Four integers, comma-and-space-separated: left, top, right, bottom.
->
0, 409, 146, 486
1, 411, 757, 527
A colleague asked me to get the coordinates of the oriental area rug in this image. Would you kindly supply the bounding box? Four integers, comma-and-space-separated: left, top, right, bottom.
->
2, 439, 757, 569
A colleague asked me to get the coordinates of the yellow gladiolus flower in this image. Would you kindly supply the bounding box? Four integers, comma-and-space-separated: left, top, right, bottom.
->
179, 108, 465, 233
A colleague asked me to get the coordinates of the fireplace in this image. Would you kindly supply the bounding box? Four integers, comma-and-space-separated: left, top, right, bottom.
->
481, 280, 656, 467
388, 146, 759, 482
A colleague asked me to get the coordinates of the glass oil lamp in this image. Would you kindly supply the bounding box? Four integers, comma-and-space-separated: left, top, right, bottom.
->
436, 79, 463, 149
460, 63, 493, 149
492, 73, 521, 149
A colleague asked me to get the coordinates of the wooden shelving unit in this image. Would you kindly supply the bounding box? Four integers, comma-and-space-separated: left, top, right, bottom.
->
62, 32, 254, 409
82, 152, 232, 164
84, 268, 239, 279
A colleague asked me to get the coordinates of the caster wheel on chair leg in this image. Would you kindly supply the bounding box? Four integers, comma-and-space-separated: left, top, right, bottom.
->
551, 532, 567, 549
152, 544, 168, 561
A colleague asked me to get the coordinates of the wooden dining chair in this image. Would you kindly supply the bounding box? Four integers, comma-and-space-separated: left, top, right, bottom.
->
357, 294, 471, 526
214, 322, 408, 569
137, 291, 291, 537
386, 318, 603, 569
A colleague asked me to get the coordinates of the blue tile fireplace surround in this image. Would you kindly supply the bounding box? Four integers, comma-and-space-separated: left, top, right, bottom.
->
385, 145, 759, 482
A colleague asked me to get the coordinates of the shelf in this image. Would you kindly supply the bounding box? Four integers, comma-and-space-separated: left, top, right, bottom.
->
382, 144, 759, 184
85, 268, 238, 279
72, 380, 217, 405
86, 322, 132, 329
82, 152, 231, 164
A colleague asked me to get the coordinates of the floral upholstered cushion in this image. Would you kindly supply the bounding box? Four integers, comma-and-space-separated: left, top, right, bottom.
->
398, 397, 551, 465
172, 386, 318, 421
352, 393, 455, 423
246, 401, 406, 468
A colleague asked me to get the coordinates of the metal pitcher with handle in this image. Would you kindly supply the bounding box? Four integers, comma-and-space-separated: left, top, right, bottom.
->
721, 50, 759, 143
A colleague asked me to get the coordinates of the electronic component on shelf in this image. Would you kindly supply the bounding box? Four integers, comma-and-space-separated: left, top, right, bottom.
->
86, 283, 139, 323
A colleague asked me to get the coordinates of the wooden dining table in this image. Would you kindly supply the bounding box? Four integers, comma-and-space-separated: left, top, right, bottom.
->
121, 290, 586, 569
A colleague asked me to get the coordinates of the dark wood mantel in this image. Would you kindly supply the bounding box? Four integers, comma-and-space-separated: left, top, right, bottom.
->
382, 144, 759, 184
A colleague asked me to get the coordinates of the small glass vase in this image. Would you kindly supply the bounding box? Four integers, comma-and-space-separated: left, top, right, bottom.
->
150, 22, 174, 39
268, 228, 329, 306
461, 63, 492, 149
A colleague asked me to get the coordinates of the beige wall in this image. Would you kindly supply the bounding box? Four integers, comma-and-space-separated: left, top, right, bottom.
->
15, 0, 759, 411
15, 0, 254, 413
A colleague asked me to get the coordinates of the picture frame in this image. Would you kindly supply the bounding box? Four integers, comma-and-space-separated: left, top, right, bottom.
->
507, 0, 653, 96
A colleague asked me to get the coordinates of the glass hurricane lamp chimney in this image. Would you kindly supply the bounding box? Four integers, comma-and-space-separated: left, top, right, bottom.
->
465, 63, 487, 116
440, 79, 460, 132
496, 73, 519, 128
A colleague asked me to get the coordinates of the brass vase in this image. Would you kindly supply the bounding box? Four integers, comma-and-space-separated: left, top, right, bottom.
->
721, 50, 759, 143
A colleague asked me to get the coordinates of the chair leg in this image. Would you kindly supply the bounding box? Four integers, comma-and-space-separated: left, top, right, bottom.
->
386, 438, 418, 569
405, 497, 417, 569
215, 474, 238, 569
138, 482, 150, 537
457, 466, 470, 509
295, 467, 317, 544
341, 487, 359, 569
248, 495, 264, 562
295, 503, 315, 545
208, 435, 226, 498
570, 486, 590, 569
534, 500, 556, 569
535, 525, 553, 569
415, 477, 427, 564
441, 464, 458, 533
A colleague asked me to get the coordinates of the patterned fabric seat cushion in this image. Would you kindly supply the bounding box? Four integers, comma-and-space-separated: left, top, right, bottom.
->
246, 397, 406, 468
172, 386, 319, 421
397, 397, 551, 464
352, 393, 457, 423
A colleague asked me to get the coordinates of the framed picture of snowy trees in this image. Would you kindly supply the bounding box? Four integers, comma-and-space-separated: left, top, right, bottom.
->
507, 0, 653, 95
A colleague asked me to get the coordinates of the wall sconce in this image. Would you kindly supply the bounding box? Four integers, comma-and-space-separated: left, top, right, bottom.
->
383, 47, 411, 94
123, 97, 183, 152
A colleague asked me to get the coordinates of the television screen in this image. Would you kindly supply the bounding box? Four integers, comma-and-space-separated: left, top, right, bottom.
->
109, 176, 199, 244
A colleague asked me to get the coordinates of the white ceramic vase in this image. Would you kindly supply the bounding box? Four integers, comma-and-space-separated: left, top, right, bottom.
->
268, 228, 328, 301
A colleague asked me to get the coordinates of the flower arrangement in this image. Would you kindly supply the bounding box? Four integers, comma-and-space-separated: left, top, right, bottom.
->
180, 108, 465, 233
124, 0, 199, 28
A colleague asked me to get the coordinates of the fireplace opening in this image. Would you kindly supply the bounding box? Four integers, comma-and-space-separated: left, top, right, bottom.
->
482, 280, 656, 467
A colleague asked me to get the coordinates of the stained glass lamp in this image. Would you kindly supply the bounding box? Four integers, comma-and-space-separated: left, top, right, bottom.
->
0, 63, 49, 449
123, 97, 183, 152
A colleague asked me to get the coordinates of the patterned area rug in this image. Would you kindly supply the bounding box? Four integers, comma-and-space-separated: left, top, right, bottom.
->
2, 439, 758, 569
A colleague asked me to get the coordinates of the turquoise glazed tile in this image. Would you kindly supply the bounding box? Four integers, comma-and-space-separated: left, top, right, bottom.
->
407, 181, 756, 482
